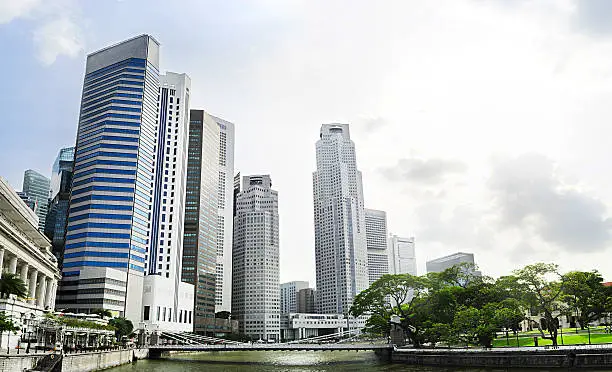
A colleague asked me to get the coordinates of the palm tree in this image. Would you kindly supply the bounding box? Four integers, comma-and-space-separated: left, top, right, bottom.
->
92, 308, 112, 319
0, 273, 28, 299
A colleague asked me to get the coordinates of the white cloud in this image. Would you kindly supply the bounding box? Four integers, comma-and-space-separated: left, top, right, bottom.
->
33, 16, 84, 65
0, 0, 40, 24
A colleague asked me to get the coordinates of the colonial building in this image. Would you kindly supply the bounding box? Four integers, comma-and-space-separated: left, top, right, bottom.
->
0, 177, 61, 349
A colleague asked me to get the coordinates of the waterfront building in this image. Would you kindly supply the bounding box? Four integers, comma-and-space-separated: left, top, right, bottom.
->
0, 177, 61, 350
21, 169, 51, 232
388, 235, 417, 275
141, 72, 194, 332
211, 115, 235, 313
57, 35, 160, 321
426, 252, 481, 276
280, 313, 366, 341
297, 288, 316, 314
365, 208, 389, 285
44, 146, 75, 269
232, 175, 280, 341
313, 124, 368, 314
182, 109, 220, 333
280, 281, 309, 314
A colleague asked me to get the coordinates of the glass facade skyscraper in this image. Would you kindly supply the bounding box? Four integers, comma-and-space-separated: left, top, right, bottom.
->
45, 147, 75, 268
22, 169, 51, 232
58, 35, 160, 320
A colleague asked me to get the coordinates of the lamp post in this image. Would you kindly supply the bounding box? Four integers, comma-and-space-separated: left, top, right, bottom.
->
588, 325, 591, 345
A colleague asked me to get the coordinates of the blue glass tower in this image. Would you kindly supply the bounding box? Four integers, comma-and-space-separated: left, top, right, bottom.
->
57, 35, 160, 320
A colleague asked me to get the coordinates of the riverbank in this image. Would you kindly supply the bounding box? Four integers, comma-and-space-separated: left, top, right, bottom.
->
392, 345, 612, 368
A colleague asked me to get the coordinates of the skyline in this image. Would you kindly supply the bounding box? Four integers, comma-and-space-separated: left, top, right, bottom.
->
3, 0, 612, 285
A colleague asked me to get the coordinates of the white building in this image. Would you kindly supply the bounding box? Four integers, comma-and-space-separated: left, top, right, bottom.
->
313, 124, 368, 314
389, 235, 417, 275
280, 281, 309, 314
0, 177, 61, 350
211, 115, 235, 313
280, 313, 366, 341
231, 175, 280, 341
365, 209, 389, 285
141, 72, 194, 332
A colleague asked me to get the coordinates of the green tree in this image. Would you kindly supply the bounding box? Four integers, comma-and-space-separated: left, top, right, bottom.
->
0, 311, 19, 333
562, 270, 612, 329
108, 317, 133, 341
514, 263, 566, 347
0, 272, 27, 299
91, 308, 112, 319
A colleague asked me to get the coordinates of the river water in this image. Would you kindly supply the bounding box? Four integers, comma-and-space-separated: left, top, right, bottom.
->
106, 350, 612, 372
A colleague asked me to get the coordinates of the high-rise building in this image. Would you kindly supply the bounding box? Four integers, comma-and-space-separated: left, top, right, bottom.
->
233, 172, 240, 217
426, 252, 481, 276
45, 147, 75, 268
141, 72, 194, 332
22, 169, 51, 232
313, 124, 368, 314
58, 35, 160, 321
182, 109, 220, 333
232, 175, 280, 341
297, 288, 316, 314
211, 115, 235, 313
389, 235, 416, 275
365, 208, 389, 285
280, 281, 309, 314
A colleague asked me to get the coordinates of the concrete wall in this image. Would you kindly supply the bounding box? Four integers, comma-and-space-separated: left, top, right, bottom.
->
62, 349, 148, 372
0, 354, 44, 371
391, 347, 612, 369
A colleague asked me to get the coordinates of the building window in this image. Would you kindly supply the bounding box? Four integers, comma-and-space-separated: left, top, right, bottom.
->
144, 306, 150, 321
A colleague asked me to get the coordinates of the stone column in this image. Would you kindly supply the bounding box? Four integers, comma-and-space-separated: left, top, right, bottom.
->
45, 279, 56, 309
0, 248, 4, 272
20, 263, 29, 283
8, 256, 18, 274
37, 276, 47, 307
28, 269, 38, 305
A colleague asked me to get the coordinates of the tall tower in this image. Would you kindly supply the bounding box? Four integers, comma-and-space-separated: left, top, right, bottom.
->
365, 208, 389, 285
313, 124, 368, 314
211, 115, 235, 313
182, 109, 219, 333
388, 235, 416, 275
22, 169, 51, 232
141, 72, 194, 332
45, 147, 75, 269
58, 35, 160, 321
232, 175, 280, 341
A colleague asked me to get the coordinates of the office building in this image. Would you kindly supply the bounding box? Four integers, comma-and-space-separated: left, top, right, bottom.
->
141, 72, 194, 332
297, 288, 316, 314
44, 146, 75, 268
0, 177, 61, 350
280, 313, 366, 341
182, 109, 220, 332
313, 124, 368, 314
426, 252, 481, 276
232, 175, 280, 341
280, 281, 309, 314
21, 169, 51, 232
212, 115, 235, 313
365, 208, 389, 285
389, 235, 416, 275
58, 35, 160, 321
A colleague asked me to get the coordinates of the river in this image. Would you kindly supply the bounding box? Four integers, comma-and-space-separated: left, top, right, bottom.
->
106, 350, 610, 372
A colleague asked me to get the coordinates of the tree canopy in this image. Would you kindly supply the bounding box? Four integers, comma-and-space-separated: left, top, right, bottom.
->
349, 262, 612, 348
0, 273, 27, 299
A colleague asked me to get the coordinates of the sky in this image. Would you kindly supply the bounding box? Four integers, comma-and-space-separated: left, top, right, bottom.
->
2, 0, 612, 285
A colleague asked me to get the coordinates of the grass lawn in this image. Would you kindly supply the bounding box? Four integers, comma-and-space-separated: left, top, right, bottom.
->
493, 331, 612, 347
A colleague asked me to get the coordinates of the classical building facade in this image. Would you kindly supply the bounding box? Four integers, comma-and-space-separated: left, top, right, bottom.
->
0, 177, 61, 349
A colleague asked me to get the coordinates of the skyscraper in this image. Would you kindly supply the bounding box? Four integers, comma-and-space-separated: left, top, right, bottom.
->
388, 235, 416, 275
313, 124, 368, 314
232, 175, 280, 341
182, 109, 220, 333
22, 169, 51, 232
426, 252, 480, 275
211, 115, 235, 313
280, 281, 309, 314
58, 35, 160, 321
141, 72, 194, 332
365, 208, 389, 285
45, 147, 75, 268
